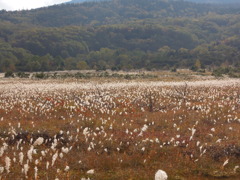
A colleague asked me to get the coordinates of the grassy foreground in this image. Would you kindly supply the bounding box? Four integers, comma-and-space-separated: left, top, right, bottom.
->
0, 78, 239, 179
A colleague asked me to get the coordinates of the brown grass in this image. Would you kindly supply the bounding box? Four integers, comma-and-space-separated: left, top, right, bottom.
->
0, 78, 239, 179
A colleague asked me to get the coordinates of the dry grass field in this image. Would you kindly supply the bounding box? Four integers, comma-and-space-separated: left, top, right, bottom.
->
0, 76, 239, 179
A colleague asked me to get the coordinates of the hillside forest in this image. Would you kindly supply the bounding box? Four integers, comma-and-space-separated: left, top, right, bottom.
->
0, 0, 240, 72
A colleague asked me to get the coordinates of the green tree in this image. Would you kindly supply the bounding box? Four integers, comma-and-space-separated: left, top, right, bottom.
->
77, 60, 89, 70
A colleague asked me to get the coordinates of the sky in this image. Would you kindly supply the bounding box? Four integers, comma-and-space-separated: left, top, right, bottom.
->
0, 0, 71, 11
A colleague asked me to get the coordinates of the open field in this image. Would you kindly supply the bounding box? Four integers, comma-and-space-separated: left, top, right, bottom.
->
0, 78, 239, 179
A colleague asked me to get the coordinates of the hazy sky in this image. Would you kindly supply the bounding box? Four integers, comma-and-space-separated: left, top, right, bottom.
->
0, 0, 70, 11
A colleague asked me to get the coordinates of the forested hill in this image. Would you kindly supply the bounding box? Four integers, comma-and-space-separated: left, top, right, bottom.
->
0, 0, 229, 27
0, 0, 240, 73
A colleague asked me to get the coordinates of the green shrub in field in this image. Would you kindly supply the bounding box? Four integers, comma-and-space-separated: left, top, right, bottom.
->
212, 67, 240, 78
4, 71, 14, 78
16, 72, 30, 78
34, 72, 48, 79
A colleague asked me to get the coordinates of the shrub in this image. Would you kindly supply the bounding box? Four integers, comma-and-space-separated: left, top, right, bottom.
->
16, 72, 30, 78
198, 69, 206, 73
35, 72, 47, 79
4, 71, 14, 78
171, 67, 177, 72
124, 74, 132, 80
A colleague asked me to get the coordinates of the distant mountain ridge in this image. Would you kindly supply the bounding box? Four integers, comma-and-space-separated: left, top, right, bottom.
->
186, 0, 240, 4
1, 0, 220, 27
68, 0, 107, 4
68, 0, 240, 4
